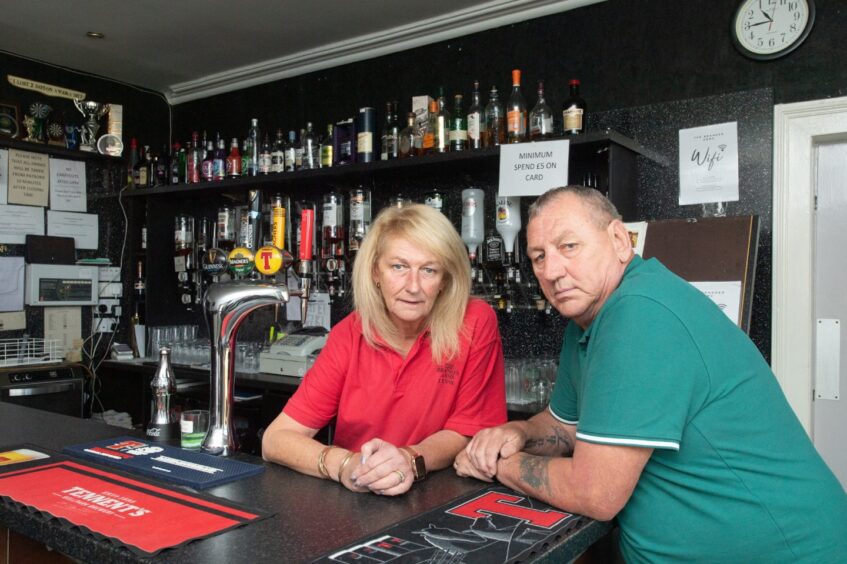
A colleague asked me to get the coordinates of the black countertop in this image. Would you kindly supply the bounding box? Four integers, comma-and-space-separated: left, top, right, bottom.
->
0, 403, 610, 563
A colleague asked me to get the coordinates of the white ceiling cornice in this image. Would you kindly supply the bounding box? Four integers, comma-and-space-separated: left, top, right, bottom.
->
166, 0, 605, 105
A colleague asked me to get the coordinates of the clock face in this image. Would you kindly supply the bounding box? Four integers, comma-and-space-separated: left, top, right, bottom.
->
733, 0, 815, 60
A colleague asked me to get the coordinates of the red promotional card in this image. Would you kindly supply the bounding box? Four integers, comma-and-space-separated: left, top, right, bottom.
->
0, 446, 270, 556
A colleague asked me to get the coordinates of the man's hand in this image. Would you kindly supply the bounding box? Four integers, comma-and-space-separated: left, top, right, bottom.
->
463, 422, 529, 479
453, 449, 495, 482
350, 438, 413, 496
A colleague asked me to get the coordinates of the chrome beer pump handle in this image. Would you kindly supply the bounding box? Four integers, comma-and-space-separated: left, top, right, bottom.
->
202, 280, 291, 456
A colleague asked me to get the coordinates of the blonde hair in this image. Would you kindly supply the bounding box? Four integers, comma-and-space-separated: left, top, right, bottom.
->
352, 204, 471, 362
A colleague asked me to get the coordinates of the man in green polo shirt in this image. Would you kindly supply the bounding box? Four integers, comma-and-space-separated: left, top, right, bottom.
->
455, 186, 847, 562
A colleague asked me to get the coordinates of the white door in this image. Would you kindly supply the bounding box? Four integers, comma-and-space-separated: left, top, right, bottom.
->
813, 142, 847, 489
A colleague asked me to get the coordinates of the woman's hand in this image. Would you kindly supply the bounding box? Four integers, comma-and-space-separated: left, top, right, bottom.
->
350, 438, 413, 496
336, 451, 370, 493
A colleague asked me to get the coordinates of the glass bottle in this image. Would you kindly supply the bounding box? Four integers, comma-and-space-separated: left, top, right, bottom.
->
484, 86, 505, 147
449, 94, 467, 151
507, 69, 527, 143
284, 130, 297, 172
133, 144, 150, 188
424, 189, 445, 214
155, 144, 170, 186
435, 89, 450, 153
213, 136, 227, 180
187, 132, 201, 183
271, 129, 285, 173
226, 138, 242, 178
496, 196, 522, 282
398, 112, 421, 158
146, 347, 177, 442
562, 79, 586, 135
246, 118, 260, 175
381, 101, 399, 160
201, 140, 214, 181
467, 81, 485, 150
422, 99, 438, 155
216, 206, 237, 253
294, 128, 305, 170
461, 188, 485, 262
301, 122, 320, 170
348, 187, 371, 258
127, 137, 139, 186
169, 142, 182, 185
174, 214, 195, 308
529, 80, 554, 140
133, 259, 146, 325
258, 134, 272, 174
320, 124, 334, 168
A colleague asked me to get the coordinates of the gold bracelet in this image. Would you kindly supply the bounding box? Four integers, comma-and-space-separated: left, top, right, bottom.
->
336, 451, 356, 483
317, 446, 334, 479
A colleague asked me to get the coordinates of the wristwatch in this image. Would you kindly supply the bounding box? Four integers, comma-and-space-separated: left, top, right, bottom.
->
401, 446, 426, 481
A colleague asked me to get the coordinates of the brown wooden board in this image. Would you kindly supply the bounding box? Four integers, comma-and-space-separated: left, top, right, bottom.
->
642, 216, 760, 334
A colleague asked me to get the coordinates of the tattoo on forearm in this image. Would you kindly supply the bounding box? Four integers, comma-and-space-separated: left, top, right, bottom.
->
519, 455, 551, 495
524, 426, 572, 455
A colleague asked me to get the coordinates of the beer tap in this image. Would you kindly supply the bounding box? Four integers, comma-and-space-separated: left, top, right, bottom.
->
297, 207, 315, 321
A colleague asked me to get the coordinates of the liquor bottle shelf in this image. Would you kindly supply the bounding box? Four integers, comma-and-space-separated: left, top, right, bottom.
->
123, 130, 668, 199
0, 137, 123, 164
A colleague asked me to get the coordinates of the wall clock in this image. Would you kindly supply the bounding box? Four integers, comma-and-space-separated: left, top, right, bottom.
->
732, 0, 815, 60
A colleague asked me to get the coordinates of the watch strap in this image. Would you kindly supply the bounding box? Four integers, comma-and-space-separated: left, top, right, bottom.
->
401, 446, 426, 481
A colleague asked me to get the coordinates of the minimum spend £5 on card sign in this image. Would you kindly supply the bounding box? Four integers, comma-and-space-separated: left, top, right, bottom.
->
498, 139, 569, 197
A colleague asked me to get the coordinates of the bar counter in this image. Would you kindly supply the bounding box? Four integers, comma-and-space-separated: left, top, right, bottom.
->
0, 402, 611, 563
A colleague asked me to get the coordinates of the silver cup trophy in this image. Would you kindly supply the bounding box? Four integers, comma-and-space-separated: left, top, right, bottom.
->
73, 100, 110, 152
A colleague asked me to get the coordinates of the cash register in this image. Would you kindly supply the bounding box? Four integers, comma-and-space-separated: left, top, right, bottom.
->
258, 326, 328, 378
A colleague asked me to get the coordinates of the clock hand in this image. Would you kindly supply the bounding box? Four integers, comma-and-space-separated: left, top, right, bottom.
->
749, 20, 770, 27
760, 10, 773, 22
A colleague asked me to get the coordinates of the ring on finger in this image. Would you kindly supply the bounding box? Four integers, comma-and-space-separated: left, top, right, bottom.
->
393, 469, 405, 486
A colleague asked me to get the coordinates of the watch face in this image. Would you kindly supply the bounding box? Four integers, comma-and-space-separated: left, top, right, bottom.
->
733, 0, 815, 60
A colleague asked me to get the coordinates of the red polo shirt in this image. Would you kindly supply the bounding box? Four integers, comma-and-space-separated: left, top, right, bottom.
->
283, 298, 506, 451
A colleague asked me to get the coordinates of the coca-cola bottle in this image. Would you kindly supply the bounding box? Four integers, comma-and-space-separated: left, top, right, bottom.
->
146, 347, 177, 442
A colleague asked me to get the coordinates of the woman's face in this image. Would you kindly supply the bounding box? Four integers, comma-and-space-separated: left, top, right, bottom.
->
373, 236, 445, 338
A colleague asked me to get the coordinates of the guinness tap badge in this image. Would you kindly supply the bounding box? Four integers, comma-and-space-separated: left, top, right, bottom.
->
202, 248, 228, 276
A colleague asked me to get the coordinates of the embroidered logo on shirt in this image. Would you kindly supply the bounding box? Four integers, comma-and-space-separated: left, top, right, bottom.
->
437, 364, 457, 385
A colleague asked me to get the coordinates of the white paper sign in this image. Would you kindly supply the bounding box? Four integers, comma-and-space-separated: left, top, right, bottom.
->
690, 281, 742, 327
49, 158, 87, 212
679, 122, 739, 205
498, 139, 570, 197
0, 204, 44, 244
0, 149, 8, 205
47, 210, 98, 250
304, 292, 332, 330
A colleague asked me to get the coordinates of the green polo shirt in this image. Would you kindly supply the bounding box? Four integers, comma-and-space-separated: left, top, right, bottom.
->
549, 256, 847, 563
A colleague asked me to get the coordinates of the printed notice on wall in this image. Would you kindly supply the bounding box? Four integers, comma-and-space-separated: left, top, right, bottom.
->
690, 281, 742, 327
0, 149, 8, 205
679, 122, 739, 206
0, 204, 44, 244
49, 158, 86, 212
47, 210, 98, 250
498, 139, 569, 197
7, 150, 49, 207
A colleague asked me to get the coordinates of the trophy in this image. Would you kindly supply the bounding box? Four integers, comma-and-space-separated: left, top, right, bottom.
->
73, 99, 109, 152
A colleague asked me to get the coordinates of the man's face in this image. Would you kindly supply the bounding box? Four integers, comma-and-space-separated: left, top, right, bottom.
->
526, 193, 632, 328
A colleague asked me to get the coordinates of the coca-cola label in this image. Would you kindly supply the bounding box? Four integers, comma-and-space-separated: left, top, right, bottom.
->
146, 422, 177, 442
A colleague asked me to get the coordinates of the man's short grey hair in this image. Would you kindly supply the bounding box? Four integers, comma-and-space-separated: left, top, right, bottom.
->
528, 185, 622, 228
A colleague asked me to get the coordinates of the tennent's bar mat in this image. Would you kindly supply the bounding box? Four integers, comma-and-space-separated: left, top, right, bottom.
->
0, 445, 270, 557
314, 485, 587, 563
64, 436, 263, 489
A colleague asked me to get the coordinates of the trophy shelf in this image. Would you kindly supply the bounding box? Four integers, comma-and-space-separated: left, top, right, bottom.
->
0, 136, 123, 164
124, 129, 668, 200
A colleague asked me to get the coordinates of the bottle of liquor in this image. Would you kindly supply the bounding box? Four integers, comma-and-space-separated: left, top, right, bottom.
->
169, 143, 182, 185
467, 81, 485, 150
322, 192, 345, 292
529, 80, 554, 140
146, 146, 157, 188
484, 86, 505, 147
496, 196, 522, 282
133, 259, 146, 325
146, 347, 177, 442
284, 131, 297, 172
155, 144, 170, 186
134, 145, 150, 188
484, 229, 505, 273
435, 89, 450, 153
320, 124, 334, 168
217, 206, 237, 253
507, 69, 527, 143
302, 122, 320, 170
127, 137, 139, 186
247, 118, 260, 175
348, 187, 371, 258
201, 140, 214, 181
174, 214, 195, 308
258, 134, 272, 174
213, 136, 226, 180
294, 129, 305, 170
398, 112, 421, 158
421, 99, 438, 155
562, 79, 586, 135
449, 94, 467, 152
187, 132, 201, 184
380, 101, 399, 160
424, 189, 445, 214
461, 188, 485, 263
357, 108, 376, 163
271, 129, 285, 173
226, 138, 242, 178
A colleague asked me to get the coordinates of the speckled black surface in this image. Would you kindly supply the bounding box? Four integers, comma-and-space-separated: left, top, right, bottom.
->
588, 88, 774, 360
0, 402, 610, 563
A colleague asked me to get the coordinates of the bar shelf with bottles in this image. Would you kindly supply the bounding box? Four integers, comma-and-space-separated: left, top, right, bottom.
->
123, 129, 666, 200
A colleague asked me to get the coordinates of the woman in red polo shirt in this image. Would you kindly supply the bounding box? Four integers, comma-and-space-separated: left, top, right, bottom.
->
262, 204, 506, 495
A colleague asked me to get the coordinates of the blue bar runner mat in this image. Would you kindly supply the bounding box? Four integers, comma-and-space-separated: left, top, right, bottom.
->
64, 436, 263, 490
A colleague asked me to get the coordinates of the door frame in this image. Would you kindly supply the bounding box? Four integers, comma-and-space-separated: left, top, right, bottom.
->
773, 96, 847, 434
